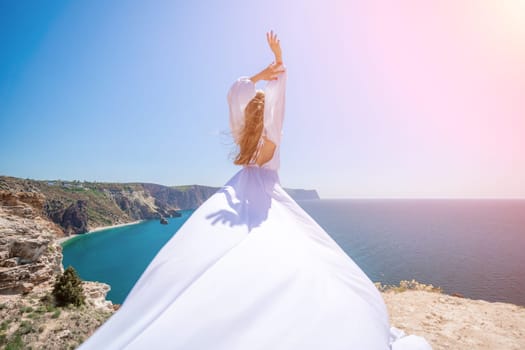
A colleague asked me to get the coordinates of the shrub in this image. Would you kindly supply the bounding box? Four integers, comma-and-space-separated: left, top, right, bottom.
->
52, 266, 85, 307
374, 279, 443, 293
5, 333, 23, 350
17, 321, 33, 335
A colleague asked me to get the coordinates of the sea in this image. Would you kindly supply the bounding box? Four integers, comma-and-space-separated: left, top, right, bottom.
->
62, 199, 525, 306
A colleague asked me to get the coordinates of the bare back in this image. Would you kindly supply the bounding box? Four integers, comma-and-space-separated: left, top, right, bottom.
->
254, 136, 276, 167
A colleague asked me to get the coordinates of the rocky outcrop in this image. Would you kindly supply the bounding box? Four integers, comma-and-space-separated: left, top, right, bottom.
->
0, 191, 45, 213
0, 283, 114, 349
0, 189, 116, 349
82, 281, 114, 312
0, 192, 63, 294
61, 200, 88, 234
160, 184, 220, 210
45, 199, 89, 235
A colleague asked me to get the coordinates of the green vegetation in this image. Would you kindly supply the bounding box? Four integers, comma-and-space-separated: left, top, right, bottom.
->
19, 306, 33, 313
62, 186, 87, 193
0, 267, 114, 349
26, 312, 38, 319
172, 185, 194, 192
1, 320, 34, 350
52, 266, 85, 307
4, 333, 23, 350
17, 321, 34, 335
375, 279, 443, 293
86, 207, 113, 226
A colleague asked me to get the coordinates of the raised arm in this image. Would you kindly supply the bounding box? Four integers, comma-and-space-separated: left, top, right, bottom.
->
227, 30, 286, 144
262, 30, 287, 146
263, 63, 287, 146
267, 30, 283, 65
249, 30, 284, 83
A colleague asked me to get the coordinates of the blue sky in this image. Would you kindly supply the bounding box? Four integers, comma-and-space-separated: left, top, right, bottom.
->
1, 1, 523, 198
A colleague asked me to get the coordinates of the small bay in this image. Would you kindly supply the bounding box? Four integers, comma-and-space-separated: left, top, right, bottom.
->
62, 210, 194, 303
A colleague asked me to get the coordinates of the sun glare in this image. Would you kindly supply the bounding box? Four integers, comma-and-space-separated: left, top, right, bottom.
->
470, 0, 525, 56
491, 0, 525, 37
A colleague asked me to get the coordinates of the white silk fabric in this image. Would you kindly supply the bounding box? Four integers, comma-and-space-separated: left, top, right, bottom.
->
77, 67, 432, 350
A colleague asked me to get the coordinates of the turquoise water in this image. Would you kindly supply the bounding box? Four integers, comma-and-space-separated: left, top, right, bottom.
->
62, 200, 525, 306
61, 210, 194, 303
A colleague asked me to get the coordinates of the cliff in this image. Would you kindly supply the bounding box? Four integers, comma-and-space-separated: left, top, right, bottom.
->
0, 190, 114, 349
0, 191, 63, 294
0, 176, 320, 238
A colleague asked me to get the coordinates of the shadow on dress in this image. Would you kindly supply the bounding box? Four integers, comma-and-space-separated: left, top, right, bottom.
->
205, 166, 279, 232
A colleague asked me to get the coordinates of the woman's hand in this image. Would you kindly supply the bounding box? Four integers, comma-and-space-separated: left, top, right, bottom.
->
266, 30, 283, 64
248, 31, 285, 83
250, 62, 285, 83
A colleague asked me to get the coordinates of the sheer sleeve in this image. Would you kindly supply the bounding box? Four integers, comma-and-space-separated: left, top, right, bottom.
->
263, 64, 287, 146
227, 76, 256, 143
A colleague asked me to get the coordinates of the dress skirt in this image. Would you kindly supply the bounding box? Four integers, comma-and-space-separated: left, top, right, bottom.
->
78, 166, 431, 349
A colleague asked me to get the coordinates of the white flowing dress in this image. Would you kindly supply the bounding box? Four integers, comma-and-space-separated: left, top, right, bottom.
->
78, 66, 432, 350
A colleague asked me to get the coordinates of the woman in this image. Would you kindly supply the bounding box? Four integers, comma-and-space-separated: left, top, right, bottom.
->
78, 31, 432, 349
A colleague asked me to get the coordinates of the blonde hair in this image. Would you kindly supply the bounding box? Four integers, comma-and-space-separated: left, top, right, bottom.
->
233, 90, 265, 165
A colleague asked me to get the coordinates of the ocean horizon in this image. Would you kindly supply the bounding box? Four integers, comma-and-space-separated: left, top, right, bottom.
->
62, 198, 525, 306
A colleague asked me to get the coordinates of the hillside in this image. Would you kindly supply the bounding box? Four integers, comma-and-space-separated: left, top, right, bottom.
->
0, 176, 319, 238
0, 189, 115, 349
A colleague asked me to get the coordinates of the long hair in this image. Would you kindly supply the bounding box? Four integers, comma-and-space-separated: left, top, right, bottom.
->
233, 90, 265, 165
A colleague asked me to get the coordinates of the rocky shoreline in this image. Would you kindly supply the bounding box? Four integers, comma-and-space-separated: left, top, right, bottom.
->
56, 220, 145, 245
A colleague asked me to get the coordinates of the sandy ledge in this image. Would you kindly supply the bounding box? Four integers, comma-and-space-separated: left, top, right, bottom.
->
56, 220, 145, 244
382, 289, 525, 350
